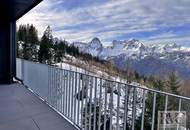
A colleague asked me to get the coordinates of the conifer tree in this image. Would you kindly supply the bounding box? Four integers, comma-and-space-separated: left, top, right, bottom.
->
38, 26, 53, 64
17, 24, 39, 60
136, 79, 165, 130
28, 24, 39, 61
166, 72, 180, 110
166, 72, 180, 95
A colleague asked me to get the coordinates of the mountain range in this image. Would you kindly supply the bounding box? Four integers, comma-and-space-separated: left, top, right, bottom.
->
66, 37, 190, 80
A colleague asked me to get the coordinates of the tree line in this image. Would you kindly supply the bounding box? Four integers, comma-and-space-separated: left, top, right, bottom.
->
17, 24, 106, 65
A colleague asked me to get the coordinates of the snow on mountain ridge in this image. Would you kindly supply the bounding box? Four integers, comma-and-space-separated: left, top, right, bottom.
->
64, 37, 190, 79
71, 38, 190, 61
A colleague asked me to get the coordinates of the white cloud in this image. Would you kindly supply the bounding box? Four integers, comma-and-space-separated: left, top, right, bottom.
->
17, 0, 190, 47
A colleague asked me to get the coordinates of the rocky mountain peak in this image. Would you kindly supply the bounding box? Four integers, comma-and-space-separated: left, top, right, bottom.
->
88, 37, 102, 48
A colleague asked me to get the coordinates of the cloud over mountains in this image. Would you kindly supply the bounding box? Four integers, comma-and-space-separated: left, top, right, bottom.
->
17, 0, 190, 47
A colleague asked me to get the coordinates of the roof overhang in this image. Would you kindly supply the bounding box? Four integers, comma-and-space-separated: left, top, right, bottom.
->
0, 0, 43, 22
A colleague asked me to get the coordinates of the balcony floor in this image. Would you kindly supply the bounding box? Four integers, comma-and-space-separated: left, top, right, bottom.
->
0, 83, 78, 130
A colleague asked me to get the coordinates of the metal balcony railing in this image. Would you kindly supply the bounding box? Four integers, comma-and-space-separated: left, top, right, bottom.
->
16, 58, 190, 130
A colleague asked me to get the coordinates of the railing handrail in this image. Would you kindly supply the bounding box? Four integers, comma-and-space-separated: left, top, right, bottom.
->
17, 58, 190, 101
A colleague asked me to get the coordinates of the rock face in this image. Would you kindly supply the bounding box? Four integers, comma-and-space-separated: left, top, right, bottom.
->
72, 38, 190, 79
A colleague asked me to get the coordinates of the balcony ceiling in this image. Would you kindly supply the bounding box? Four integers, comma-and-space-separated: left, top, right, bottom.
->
0, 0, 42, 22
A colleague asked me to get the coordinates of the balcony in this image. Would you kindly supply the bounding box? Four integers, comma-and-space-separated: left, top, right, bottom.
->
0, 83, 79, 130
14, 58, 190, 130
0, 0, 189, 129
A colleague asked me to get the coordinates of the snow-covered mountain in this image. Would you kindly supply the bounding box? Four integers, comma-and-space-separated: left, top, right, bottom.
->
71, 38, 190, 79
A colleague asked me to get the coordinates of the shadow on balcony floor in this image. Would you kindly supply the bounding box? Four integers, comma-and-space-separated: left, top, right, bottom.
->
0, 83, 79, 130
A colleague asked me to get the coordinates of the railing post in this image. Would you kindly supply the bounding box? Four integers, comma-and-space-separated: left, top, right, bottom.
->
116, 83, 121, 130
140, 90, 146, 130
163, 95, 168, 130
74, 72, 77, 124
98, 78, 102, 130
88, 76, 93, 130
124, 85, 129, 130
66, 70, 69, 117
93, 77, 97, 130
71, 71, 74, 121
177, 98, 182, 130
61, 69, 63, 113
63, 69, 66, 115
132, 87, 137, 130
21, 59, 24, 82
81, 74, 85, 129
77, 72, 81, 125
109, 81, 114, 130
151, 92, 157, 130
84, 75, 89, 130
103, 80, 108, 130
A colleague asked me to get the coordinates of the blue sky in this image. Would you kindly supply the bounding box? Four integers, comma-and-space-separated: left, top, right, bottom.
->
17, 0, 190, 47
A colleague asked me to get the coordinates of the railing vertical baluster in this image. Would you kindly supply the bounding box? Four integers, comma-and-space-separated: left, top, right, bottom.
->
104, 80, 108, 130
98, 78, 102, 130
51, 67, 53, 105
89, 76, 93, 130
63, 70, 66, 115
65, 70, 67, 116
132, 87, 137, 130
177, 98, 182, 130
60, 69, 62, 112
58, 69, 60, 111
84, 75, 89, 130
63, 69, 65, 114
57, 69, 58, 110
21, 59, 24, 82
59, 69, 61, 113
55, 68, 57, 108
164, 95, 168, 112
116, 83, 121, 130
68, 71, 72, 119
178, 98, 181, 112
51, 67, 53, 106
81, 74, 84, 129
151, 92, 157, 130
58, 69, 60, 110
56, 68, 58, 109
140, 90, 146, 130
53, 67, 55, 107
66, 70, 69, 117
54, 68, 57, 109
61, 69, 64, 113
71, 71, 74, 121
93, 77, 97, 130
163, 95, 168, 130
124, 85, 129, 130
57, 69, 59, 111
55, 68, 57, 109
74, 72, 77, 124
77, 72, 80, 125
49, 67, 51, 104
53, 67, 55, 106
47, 66, 49, 102
48, 66, 50, 103
109, 81, 114, 130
